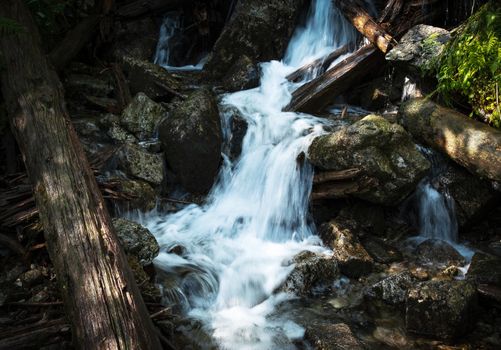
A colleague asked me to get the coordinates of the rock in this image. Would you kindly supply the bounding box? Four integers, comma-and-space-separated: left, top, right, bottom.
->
158, 88, 222, 194
102, 176, 157, 211
280, 251, 339, 296
117, 144, 164, 185
413, 239, 466, 267
204, 0, 306, 81
222, 106, 249, 160
72, 118, 112, 156
18, 268, 45, 288
357, 77, 401, 111
308, 115, 430, 205
305, 323, 363, 350
339, 201, 386, 236
120, 93, 166, 140
361, 236, 403, 264
121, 56, 183, 100
112, 218, 159, 266
365, 272, 416, 307
319, 219, 373, 278
111, 17, 159, 61
386, 25, 450, 75
221, 55, 260, 92
399, 98, 501, 183
107, 123, 138, 144
405, 280, 477, 339
467, 253, 501, 287
437, 163, 499, 228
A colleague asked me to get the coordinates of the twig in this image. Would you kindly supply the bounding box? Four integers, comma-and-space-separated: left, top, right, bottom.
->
150, 307, 171, 319
154, 81, 187, 100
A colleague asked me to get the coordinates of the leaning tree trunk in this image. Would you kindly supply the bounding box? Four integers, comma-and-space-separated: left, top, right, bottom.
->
0, 1, 162, 349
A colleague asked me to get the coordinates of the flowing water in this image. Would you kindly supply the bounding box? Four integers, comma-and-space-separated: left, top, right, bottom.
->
143, 0, 360, 348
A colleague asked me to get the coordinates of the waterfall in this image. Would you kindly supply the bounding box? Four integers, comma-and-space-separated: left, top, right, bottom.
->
144, 0, 362, 348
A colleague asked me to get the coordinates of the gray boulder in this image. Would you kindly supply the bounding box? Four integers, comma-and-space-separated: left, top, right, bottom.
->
112, 218, 159, 266
305, 323, 363, 350
405, 280, 477, 339
414, 239, 466, 267
280, 251, 339, 296
365, 272, 416, 307
117, 144, 164, 185
120, 93, 166, 140
158, 88, 222, 194
308, 115, 430, 205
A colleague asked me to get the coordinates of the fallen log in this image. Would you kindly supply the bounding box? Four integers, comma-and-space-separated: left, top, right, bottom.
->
400, 98, 501, 183
285, 45, 384, 113
313, 168, 361, 185
286, 45, 350, 82
311, 177, 376, 201
334, 0, 394, 53
0, 1, 161, 349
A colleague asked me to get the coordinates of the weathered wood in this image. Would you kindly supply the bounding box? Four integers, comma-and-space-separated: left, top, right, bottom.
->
311, 177, 376, 200
313, 168, 361, 184
334, 0, 394, 53
0, 1, 162, 349
117, 0, 185, 18
285, 45, 384, 113
400, 98, 501, 183
286, 45, 349, 82
49, 15, 100, 70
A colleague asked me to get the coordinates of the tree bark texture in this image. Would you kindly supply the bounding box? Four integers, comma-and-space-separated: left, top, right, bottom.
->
0, 1, 162, 349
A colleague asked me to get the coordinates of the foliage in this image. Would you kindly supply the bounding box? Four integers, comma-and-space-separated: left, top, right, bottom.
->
437, 1, 501, 127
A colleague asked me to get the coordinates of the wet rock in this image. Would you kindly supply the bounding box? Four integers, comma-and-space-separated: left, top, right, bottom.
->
158, 88, 222, 194
365, 272, 416, 307
73, 118, 113, 156
117, 144, 164, 185
112, 218, 159, 266
305, 322, 363, 350
120, 93, 166, 140
222, 106, 248, 160
338, 201, 386, 236
204, 0, 306, 81
308, 115, 430, 205
467, 253, 501, 287
112, 17, 159, 61
103, 176, 157, 211
280, 251, 339, 296
414, 239, 466, 267
221, 55, 260, 92
319, 219, 374, 278
107, 123, 138, 144
405, 280, 477, 339
121, 55, 183, 100
361, 236, 403, 264
386, 25, 450, 75
356, 77, 401, 111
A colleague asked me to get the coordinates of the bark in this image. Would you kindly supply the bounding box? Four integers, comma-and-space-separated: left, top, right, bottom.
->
400, 98, 501, 182
286, 45, 350, 82
334, 0, 394, 53
285, 45, 384, 113
0, 2, 162, 349
49, 15, 100, 70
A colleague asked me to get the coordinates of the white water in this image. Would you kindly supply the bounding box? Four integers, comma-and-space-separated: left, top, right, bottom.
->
144, 1, 360, 348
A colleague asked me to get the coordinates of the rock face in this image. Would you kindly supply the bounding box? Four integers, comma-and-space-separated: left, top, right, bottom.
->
405, 280, 477, 339
204, 0, 306, 81
221, 55, 260, 92
120, 93, 166, 140
400, 98, 501, 183
361, 236, 402, 264
414, 239, 466, 267
158, 88, 222, 194
117, 144, 164, 185
365, 272, 416, 307
112, 218, 159, 266
467, 253, 501, 287
386, 25, 450, 74
319, 219, 373, 278
305, 323, 363, 350
308, 115, 430, 205
280, 251, 339, 296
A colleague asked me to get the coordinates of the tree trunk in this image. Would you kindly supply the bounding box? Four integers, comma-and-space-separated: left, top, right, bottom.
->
285, 45, 384, 113
400, 98, 501, 183
0, 2, 162, 349
334, 0, 394, 53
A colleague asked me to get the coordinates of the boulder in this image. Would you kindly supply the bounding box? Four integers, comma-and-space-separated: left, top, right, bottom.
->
400, 98, 501, 183
112, 218, 159, 266
204, 0, 306, 81
405, 280, 477, 339
102, 176, 157, 211
361, 236, 403, 264
386, 25, 450, 75
280, 251, 339, 296
319, 219, 373, 278
158, 88, 222, 194
467, 253, 501, 287
117, 144, 164, 185
365, 272, 416, 307
111, 17, 159, 61
413, 239, 466, 267
308, 115, 430, 205
120, 93, 166, 140
221, 55, 260, 92
221, 106, 249, 160
305, 323, 363, 350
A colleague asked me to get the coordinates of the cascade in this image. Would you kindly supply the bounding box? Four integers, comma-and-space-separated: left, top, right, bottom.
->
143, 0, 362, 348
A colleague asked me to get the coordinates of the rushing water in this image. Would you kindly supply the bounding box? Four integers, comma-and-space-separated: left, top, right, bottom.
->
144, 0, 360, 348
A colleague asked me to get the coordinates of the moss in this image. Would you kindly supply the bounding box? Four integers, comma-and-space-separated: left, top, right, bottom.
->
437, 1, 501, 127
